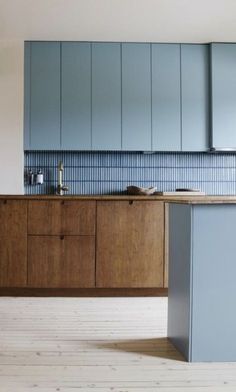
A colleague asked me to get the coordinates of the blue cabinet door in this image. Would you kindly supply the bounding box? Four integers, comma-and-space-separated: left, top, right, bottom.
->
61, 43, 91, 150
24, 42, 31, 150
92, 43, 121, 150
29, 42, 61, 150
181, 45, 209, 151
211, 43, 236, 149
122, 44, 151, 151
152, 44, 181, 151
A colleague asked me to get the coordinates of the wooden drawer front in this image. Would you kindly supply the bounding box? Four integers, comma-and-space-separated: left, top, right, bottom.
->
28, 236, 95, 288
96, 201, 164, 288
0, 200, 27, 287
28, 201, 96, 235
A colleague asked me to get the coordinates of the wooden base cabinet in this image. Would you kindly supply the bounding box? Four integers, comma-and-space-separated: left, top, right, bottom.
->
28, 236, 95, 288
96, 201, 164, 288
0, 200, 27, 287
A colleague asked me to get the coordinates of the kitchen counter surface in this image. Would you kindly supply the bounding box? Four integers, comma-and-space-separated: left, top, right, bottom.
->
1, 195, 236, 203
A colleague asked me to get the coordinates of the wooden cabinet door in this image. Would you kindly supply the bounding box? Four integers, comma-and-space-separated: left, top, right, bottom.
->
96, 201, 164, 288
28, 200, 96, 235
28, 236, 95, 288
0, 200, 27, 287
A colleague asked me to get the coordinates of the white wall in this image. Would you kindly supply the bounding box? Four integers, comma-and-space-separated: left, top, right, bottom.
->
0, 40, 24, 194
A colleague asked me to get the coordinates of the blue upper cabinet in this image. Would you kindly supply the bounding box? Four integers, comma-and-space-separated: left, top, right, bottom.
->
122, 44, 151, 151
181, 44, 209, 151
61, 43, 91, 150
152, 44, 181, 151
24, 42, 31, 150
92, 43, 121, 150
211, 43, 236, 150
24, 41, 211, 152
25, 42, 61, 150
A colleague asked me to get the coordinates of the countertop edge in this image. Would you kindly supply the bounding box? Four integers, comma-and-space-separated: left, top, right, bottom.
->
1, 195, 236, 203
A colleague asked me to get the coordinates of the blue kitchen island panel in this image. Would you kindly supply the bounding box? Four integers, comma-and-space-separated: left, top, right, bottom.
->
168, 202, 236, 362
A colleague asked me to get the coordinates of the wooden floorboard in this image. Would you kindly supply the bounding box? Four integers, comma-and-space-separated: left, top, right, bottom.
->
0, 297, 235, 391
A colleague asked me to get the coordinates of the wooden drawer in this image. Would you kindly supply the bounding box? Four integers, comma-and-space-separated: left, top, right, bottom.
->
28, 235, 95, 288
28, 200, 96, 235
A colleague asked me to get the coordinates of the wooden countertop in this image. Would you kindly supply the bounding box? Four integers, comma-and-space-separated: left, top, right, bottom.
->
1, 194, 236, 203
165, 196, 236, 204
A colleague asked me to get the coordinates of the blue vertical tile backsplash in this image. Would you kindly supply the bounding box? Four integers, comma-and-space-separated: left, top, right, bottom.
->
24, 151, 236, 195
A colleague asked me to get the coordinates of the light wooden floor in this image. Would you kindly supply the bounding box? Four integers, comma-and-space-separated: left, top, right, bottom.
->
0, 297, 236, 391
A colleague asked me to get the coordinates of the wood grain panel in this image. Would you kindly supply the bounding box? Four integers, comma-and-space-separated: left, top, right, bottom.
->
96, 201, 164, 288
28, 200, 96, 235
164, 203, 169, 288
28, 236, 95, 288
0, 200, 27, 287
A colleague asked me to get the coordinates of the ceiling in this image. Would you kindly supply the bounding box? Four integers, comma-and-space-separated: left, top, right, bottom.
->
1, 0, 236, 43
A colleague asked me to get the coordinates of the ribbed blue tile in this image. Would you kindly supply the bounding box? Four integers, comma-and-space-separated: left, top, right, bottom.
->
24, 151, 236, 195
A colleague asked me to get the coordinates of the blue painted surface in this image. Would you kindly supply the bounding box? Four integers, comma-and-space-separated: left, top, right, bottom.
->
169, 203, 236, 361
30, 42, 61, 150
191, 205, 236, 361
24, 151, 236, 195
211, 43, 236, 149
24, 42, 31, 150
122, 44, 151, 151
61, 42, 91, 150
181, 44, 210, 151
92, 43, 121, 150
25, 41, 212, 152
168, 203, 192, 360
152, 44, 181, 151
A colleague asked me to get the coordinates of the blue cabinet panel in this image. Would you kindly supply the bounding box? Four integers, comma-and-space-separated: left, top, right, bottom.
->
181, 45, 209, 151
61, 43, 91, 150
168, 203, 236, 362
191, 205, 236, 361
211, 43, 236, 149
24, 42, 31, 150
30, 42, 61, 150
92, 43, 121, 150
152, 44, 181, 151
168, 203, 192, 360
122, 44, 151, 151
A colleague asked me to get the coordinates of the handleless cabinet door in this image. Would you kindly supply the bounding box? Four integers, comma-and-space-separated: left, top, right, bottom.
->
152, 44, 181, 151
96, 201, 164, 288
92, 43, 121, 150
181, 44, 209, 151
61, 42, 91, 149
29, 42, 61, 149
0, 200, 27, 287
122, 44, 151, 150
211, 43, 236, 149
